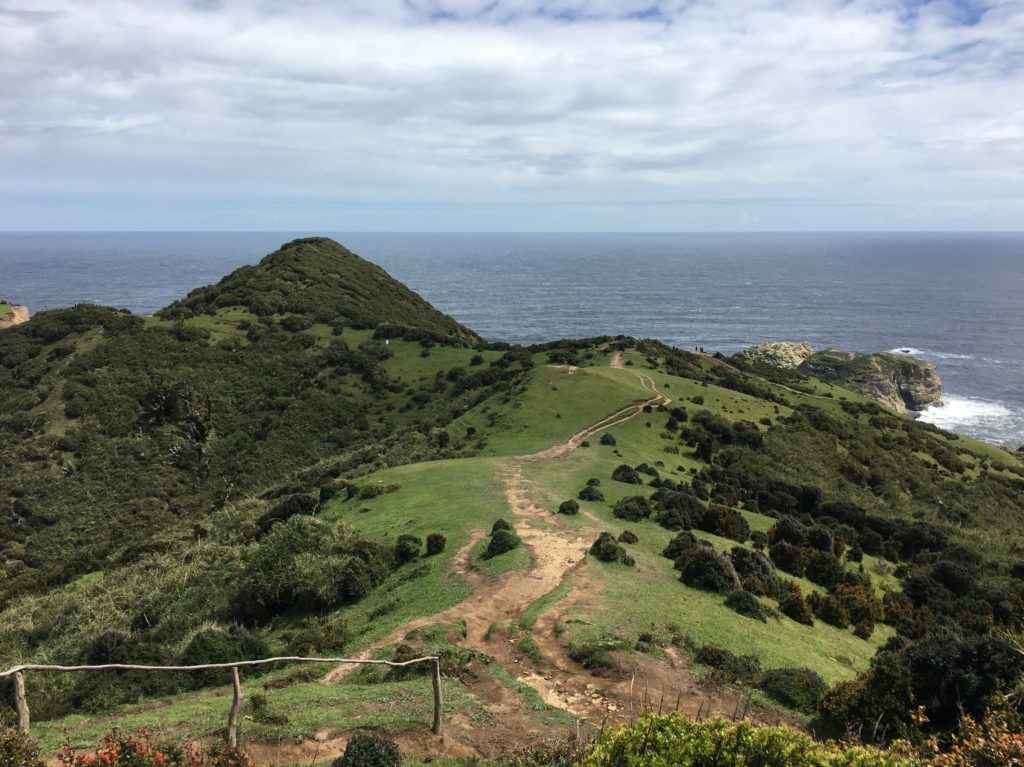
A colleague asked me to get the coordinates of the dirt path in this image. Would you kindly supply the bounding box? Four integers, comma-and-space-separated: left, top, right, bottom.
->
320, 356, 786, 756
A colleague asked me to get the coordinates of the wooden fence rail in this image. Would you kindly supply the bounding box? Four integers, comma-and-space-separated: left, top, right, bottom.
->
1, 655, 444, 745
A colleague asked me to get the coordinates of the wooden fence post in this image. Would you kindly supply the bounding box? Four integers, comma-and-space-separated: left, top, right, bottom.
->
227, 666, 243, 748
431, 658, 442, 736
13, 671, 29, 735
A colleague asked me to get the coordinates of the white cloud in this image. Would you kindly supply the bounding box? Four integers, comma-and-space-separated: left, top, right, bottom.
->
0, 0, 1022, 229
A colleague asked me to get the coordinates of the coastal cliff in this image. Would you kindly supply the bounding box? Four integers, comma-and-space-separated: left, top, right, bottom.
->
0, 303, 28, 329
735, 341, 942, 414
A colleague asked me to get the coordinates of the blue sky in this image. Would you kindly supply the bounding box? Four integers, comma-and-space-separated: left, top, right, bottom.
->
1, 0, 1022, 231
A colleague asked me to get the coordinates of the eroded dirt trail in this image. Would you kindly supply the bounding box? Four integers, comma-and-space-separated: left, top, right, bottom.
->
323, 359, 786, 753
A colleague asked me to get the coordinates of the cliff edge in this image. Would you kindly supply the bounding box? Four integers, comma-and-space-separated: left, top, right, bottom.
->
0, 303, 29, 330
735, 341, 942, 414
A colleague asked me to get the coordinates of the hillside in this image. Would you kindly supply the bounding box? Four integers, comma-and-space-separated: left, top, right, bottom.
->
2, 242, 1023, 765
158, 237, 479, 345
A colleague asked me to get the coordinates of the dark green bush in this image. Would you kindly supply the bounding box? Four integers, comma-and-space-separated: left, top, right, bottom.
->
778, 581, 814, 625
491, 518, 512, 534
611, 464, 642, 484
179, 626, 271, 688
425, 533, 446, 556
578, 485, 605, 502
394, 534, 422, 565
694, 644, 761, 683
724, 590, 767, 622
677, 548, 739, 593
759, 667, 828, 714
618, 530, 638, 544
558, 499, 580, 515
590, 532, 635, 566
730, 547, 777, 595
484, 528, 521, 559
600, 433, 616, 446
698, 503, 750, 542
332, 733, 400, 767
586, 477, 602, 486
662, 530, 704, 561
613, 495, 652, 521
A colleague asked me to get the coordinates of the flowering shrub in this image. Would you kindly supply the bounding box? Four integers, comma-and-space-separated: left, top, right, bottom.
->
1, 727, 45, 767
57, 730, 252, 767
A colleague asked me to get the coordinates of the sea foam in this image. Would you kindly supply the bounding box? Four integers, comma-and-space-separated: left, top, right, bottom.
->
918, 395, 1013, 433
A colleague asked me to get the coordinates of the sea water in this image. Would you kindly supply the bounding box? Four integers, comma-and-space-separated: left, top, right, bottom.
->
1, 231, 1021, 449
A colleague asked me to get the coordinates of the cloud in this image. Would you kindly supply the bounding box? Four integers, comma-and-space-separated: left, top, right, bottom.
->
0, 0, 1021, 229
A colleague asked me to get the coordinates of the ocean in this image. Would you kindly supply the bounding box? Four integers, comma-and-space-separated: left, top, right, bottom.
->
1, 231, 1022, 450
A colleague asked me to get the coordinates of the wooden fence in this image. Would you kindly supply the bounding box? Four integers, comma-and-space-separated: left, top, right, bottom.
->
1, 655, 443, 746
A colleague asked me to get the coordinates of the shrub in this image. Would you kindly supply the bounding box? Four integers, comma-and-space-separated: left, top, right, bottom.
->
394, 534, 422, 565
808, 592, 850, 629
491, 518, 512, 534
590, 532, 634, 566
179, 626, 271, 688
613, 495, 652, 521
586, 477, 602, 486
698, 504, 750, 542
332, 734, 400, 767
568, 640, 618, 670
778, 581, 814, 625
558, 499, 580, 515
662, 530, 703, 560
725, 590, 767, 622
677, 547, 739, 594
729, 547, 777, 595
611, 464, 642, 484
425, 533, 446, 556
853, 620, 875, 639
599, 432, 617, 446
0, 728, 44, 767
578, 485, 605, 502
759, 668, 828, 714
484, 528, 521, 559
576, 714, 925, 767
695, 644, 762, 683
653, 490, 704, 531
618, 530, 638, 544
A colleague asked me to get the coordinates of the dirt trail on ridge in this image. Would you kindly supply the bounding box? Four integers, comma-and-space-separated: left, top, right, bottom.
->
322, 355, 787, 753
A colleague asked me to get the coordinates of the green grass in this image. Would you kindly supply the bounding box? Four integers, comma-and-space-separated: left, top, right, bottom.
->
0, 302, 13, 316
452, 364, 652, 456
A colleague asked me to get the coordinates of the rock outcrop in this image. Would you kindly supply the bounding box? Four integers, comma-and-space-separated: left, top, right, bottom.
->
735, 340, 942, 415
0, 303, 29, 330
734, 341, 813, 369
797, 349, 941, 414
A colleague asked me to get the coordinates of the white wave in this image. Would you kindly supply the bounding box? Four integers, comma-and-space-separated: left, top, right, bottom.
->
917, 394, 1013, 432
887, 346, 973, 361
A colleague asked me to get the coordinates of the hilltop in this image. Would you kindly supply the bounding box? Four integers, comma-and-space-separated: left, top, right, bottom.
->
159, 237, 479, 345
0, 302, 29, 330
1, 241, 1022, 765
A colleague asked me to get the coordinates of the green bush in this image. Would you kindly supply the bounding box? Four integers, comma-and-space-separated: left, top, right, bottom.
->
677, 547, 739, 593
590, 532, 635, 566
778, 581, 814, 626
612, 495, 652, 521
618, 530, 638, 544
425, 532, 446, 556
576, 714, 924, 767
332, 733, 400, 767
558, 499, 580, 515
724, 590, 767, 622
611, 464, 642, 484
568, 640, 618, 670
600, 432, 616, 446
394, 534, 422, 565
578, 485, 605, 502
662, 530, 704, 560
759, 667, 828, 714
694, 644, 762, 683
484, 527, 521, 559
491, 518, 512, 533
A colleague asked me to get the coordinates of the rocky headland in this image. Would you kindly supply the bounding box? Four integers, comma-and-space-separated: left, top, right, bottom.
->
0, 303, 29, 329
735, 341, 942, 414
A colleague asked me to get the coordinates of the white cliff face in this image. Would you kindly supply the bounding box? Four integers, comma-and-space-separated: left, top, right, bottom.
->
734, 341, 814, 369
0, 304, 29, 329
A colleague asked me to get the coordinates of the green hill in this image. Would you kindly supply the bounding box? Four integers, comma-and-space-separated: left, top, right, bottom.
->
1, 244, 1023, 764
158, 237, 479, 345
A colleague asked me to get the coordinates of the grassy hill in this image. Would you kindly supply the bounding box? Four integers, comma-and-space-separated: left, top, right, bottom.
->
1, 242, 1023, 764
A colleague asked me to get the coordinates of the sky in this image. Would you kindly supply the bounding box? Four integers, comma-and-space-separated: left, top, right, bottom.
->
0, 0, 1022, 231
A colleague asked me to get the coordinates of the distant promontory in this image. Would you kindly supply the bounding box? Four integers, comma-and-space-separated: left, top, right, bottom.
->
735, 340, 942, 414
